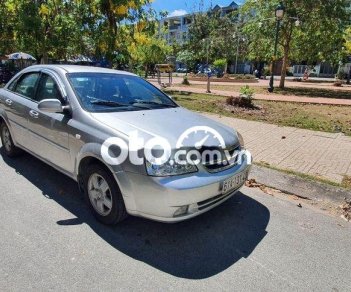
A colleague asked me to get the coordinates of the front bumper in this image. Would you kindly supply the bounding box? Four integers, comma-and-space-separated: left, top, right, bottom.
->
122, 150, 252, 223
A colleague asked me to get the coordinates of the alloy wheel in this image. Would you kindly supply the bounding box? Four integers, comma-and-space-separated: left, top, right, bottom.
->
87, 173, 113, 216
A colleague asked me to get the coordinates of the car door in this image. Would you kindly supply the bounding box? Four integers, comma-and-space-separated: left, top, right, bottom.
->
26, 72, 72, 172
3, 72, 41, 147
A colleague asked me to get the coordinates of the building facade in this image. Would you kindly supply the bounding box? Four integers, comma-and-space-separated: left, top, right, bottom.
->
159, 1, 240, 45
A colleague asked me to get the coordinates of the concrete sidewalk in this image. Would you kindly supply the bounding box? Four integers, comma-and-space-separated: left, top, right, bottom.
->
203, 113, 351, 184
168, 85, 351, 106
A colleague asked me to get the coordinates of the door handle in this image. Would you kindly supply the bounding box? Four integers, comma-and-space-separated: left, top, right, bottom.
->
5, 99, 13, 106
29, 110, 39, 118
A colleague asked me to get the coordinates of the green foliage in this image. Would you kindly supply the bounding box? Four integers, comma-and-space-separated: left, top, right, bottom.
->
240, 85, 254, 99
129, 29, 171, 75
226, 85, 255, 108
0, 0, 155, 64
187, 10, 240, 65
240, 0, 350, 88
213, 59, 227, 70
177, 50, 196, 71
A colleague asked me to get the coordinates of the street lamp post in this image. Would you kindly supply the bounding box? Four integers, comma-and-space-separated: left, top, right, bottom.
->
233, 32, 246, 75
235, 36, 240, 74
204, 38, 213, 93
268, 2, 285, 93
233, 32, 240, 74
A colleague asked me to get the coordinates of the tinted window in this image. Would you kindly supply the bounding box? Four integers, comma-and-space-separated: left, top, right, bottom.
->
14, 73, 40, 99
67, 73, 177, 112
36, 74, 64, 103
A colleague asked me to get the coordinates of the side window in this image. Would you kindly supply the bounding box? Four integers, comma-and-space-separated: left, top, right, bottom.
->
14, 73, 40, 99
7, 77, 19, 91
36, 74, 64, 103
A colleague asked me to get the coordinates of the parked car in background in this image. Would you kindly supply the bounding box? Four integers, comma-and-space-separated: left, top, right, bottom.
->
0, 65, 251, 224
176, 67, 189, 73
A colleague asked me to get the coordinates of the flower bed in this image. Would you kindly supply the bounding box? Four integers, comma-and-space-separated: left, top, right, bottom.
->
187, 74, 258, 83
187, 77, 259, 83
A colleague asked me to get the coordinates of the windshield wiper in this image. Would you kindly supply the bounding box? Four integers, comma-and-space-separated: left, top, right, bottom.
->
132, 100, 177, 108
90, 99, 129, 107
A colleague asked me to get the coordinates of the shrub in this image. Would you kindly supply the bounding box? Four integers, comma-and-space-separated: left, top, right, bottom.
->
213, 59, 227, 71
293, 77, 302, 82
240, 85, 255, 107
336, 70, 345, 80
182, 76, 190, 85
263, 68, 271, 76
226, 96, 242, 107
231, 74, 255, 80
226, 86, 255, 108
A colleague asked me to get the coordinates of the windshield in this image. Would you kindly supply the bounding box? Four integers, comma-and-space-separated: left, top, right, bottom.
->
67, 73, 178, 112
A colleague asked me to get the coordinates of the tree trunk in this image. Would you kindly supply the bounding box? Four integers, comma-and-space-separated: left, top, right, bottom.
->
41, 52, 49, 64
144, 64, 149, 79
279, 47, 289, 89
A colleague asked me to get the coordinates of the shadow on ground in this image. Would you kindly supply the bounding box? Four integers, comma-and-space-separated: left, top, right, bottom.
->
2, 148, 270, 279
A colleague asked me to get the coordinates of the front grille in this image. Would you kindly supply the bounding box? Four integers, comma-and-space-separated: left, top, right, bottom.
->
202, 144, 241, 173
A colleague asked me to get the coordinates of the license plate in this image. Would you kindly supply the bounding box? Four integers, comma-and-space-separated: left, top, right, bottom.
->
221, 171, 248, 194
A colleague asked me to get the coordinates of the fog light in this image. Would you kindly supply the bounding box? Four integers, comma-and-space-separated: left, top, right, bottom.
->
173, 205, 189, 217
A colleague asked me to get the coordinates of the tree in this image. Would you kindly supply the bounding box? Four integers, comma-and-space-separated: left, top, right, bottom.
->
0, 0, 154, 64
241, 0, 350, 88
91, 0, 153, 63
0, 0, 17, 54
177, 50, 196, 74
187, 9, 239, 71
128, 19, 171, 77
2, 0, 85, 63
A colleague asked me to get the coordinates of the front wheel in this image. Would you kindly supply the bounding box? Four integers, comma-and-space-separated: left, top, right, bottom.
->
0, 123, 22, 157
82, 164, 128, 225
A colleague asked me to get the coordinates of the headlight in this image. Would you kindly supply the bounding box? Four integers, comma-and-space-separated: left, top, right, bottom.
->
146, 160, 198, 177
237, 131, 245, 148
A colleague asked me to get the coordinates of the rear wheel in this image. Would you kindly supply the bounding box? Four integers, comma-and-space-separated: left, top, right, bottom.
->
82, 164, 128, 225
0, 123, 22, 157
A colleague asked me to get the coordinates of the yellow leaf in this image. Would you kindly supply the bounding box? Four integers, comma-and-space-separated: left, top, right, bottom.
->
115, 5, 128, 15
39, 4, 50, 16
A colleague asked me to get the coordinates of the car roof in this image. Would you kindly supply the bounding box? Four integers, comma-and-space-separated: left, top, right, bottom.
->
23, 64, 136, 76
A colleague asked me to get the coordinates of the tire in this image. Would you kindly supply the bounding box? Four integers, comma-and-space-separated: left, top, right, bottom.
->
0, 122, 22, 157
82, 164, 128, 225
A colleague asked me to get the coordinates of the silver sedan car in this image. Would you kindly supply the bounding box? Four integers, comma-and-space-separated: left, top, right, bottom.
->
0, 65, 252, 224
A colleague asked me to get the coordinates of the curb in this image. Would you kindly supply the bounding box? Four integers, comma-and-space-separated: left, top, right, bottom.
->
249, 165, 351, 204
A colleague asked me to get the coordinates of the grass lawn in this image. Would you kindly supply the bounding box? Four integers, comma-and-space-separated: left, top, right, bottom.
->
167, 91, 351, 136
188, 84, 351, 100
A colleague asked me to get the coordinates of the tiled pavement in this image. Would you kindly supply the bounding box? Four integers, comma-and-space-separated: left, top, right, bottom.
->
203, 113, 351, 184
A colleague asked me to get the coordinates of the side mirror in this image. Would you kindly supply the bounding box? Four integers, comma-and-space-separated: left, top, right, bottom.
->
38, 99, 64, 113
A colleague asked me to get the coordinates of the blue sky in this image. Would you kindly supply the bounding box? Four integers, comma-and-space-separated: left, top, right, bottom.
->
151, 0, 245, 16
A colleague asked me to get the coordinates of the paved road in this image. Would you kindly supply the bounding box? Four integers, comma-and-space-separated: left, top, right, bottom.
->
0, 146, 350, 291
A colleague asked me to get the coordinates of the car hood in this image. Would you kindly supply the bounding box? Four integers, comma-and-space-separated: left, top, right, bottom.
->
90, 107, 239, 149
